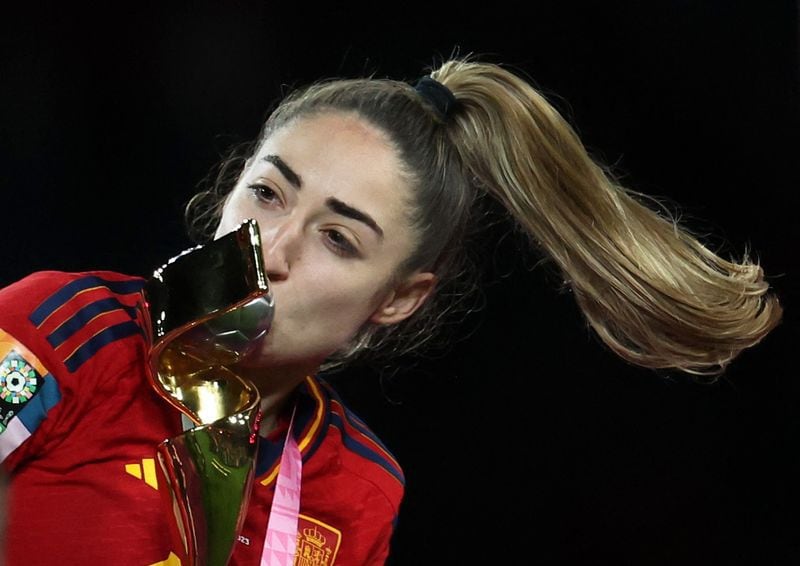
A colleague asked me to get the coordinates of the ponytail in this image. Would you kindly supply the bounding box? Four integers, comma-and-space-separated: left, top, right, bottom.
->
434, 59, 782, 376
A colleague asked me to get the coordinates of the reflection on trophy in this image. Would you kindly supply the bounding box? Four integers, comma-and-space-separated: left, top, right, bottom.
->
137, 219, 273, 566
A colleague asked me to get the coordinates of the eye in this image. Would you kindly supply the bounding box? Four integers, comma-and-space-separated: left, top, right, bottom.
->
323, 229, 359, 258
248, 183, 282, 205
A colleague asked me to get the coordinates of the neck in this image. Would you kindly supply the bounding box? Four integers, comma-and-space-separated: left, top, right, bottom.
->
257, 386, 296, 437
229, 362, 317, 437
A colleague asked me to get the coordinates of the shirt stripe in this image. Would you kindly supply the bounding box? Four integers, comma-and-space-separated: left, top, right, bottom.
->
258, 376, 327, 486
46, 297, 137, 349
64, 321, 142, 372
328, 412, 405, 486
298, 377, 325, 452
331, 400, 402, 473
30, 276, 144, 327
323, 382, 403, 478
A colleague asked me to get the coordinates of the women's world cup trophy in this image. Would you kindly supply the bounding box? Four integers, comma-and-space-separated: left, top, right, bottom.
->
136, 219, 273, 566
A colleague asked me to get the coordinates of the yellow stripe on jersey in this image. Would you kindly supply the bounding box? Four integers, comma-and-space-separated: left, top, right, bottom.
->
259, 375, 325, 486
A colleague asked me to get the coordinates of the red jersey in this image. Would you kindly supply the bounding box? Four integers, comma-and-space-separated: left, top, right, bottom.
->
0, 271, 404, 565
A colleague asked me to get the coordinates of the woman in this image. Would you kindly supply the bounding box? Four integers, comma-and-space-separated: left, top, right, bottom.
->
0, 57, 782, 565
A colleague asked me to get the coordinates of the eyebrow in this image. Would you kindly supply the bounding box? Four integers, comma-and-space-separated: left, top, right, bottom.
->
263, 154, 302, 189
262, 154, 382, 238
326, 197, 384, 239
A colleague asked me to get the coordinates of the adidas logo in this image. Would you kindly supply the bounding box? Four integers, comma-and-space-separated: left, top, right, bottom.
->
125, 457, 159, 490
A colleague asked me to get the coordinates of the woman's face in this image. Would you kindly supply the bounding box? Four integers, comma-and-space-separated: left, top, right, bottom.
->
215, 112, 434, 374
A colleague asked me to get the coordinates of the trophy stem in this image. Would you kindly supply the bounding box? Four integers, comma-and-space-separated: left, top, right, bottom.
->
157, 412, 260, 566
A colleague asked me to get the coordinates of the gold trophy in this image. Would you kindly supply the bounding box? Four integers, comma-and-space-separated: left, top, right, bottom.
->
137, 219, 272, 566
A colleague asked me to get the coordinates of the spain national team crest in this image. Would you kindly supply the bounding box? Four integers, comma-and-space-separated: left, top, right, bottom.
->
294, 515, 341, 566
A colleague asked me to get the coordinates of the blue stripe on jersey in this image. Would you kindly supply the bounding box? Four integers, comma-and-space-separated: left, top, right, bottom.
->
256, 389, 331, 477
342, 407, 395, 459
30, 276, 144, 326
291, 396, 315, 446
300, 414, 330, 464
329, 412, 405, 486
46, 297, 137, 348
16, 374, 62, 434
297, 380, 331, 464
64, 320, 141, 372
322, 382, 399, 464
255, 435, 285, 477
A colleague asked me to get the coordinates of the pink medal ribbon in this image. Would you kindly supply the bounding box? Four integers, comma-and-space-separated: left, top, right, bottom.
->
260, 406, 303, 565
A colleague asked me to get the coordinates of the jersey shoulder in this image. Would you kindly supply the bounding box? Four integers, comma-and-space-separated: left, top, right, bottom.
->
0, 270, 148, 467
305, 376, 405, 510
0, 269, 147, 373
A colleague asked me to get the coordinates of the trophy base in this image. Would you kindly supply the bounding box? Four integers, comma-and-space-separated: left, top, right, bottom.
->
156, 419, 259, 566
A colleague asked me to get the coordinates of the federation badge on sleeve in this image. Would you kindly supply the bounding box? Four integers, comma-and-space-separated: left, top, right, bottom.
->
1, 351, 40, 405
0, 329, 50, 434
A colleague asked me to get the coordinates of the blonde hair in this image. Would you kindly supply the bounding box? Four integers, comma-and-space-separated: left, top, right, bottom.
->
433, 59, 782, 376
186, 56, 783, 377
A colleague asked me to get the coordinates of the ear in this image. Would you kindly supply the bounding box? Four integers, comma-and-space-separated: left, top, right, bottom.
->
370, 272, 437, 325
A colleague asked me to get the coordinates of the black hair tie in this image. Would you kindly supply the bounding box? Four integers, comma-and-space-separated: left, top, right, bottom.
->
414, 76, 457, 120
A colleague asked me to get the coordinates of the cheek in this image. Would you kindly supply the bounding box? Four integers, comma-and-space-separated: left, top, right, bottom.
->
300, 269, 388, 329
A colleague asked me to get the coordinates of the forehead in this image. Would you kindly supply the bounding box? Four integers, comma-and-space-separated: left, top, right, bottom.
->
256, 112, 415, 227
260, 112, 400, 178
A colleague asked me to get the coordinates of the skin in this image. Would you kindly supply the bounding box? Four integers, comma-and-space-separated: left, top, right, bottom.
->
214, 112, 436, 433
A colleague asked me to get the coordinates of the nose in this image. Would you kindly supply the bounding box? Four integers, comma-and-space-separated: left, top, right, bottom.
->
259, 217, 302, 282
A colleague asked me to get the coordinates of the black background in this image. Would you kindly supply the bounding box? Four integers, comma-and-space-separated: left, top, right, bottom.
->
1, 2, 798, 564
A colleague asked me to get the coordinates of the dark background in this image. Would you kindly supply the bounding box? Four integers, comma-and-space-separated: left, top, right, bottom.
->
1, 1, 798, 564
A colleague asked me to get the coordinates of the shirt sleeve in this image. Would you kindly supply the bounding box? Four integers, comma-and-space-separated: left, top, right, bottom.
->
0, 270, 146, 472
